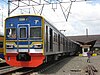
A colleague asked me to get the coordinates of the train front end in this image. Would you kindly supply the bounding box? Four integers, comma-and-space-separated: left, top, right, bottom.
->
5, 15, 45, 67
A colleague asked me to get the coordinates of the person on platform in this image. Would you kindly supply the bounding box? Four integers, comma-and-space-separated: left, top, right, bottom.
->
87, 51, 91, 63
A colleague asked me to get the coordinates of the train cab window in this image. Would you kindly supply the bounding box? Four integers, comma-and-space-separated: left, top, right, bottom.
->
30, 27, 42, 40
20, 28, 27, 38
6, 28, 16, 39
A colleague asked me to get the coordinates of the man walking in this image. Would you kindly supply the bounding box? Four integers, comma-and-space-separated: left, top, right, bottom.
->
87, 51, 91, 63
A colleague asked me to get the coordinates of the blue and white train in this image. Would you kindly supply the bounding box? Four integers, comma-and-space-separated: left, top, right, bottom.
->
5, 15, 80, 67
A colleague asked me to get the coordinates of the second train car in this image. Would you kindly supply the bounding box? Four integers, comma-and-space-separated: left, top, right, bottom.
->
5, 15, 79, 67
0, 35, 4, 59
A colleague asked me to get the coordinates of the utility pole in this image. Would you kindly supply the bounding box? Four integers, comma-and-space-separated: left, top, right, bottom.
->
8, 0, 10, 16
0, 6, 3, 27
86, 28, 88, 37
2, 8, 3, 27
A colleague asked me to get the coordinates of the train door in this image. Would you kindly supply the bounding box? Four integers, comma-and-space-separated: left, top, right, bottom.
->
63, 38, 65, 51
17, 24, 30, 52
49, 28, 53, 52
58, 34, 60, 51
46, 26, 48, 52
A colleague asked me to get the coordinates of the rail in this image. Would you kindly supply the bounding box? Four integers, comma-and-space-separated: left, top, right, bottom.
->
0, 66, 22, 75
85, 65, 98, 75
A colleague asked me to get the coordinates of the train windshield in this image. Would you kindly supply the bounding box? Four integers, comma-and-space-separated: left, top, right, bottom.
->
30, 27, 42, 40
6, 28, 16, 39
20, 28, 27, 38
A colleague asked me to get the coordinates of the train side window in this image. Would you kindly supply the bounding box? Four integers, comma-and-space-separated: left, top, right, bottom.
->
60, 37, 61, 44
60, 37, 63, 44
6, 28, 16, 39
66, 40, 68, 49
54, 32, 57, 42
55, 33, 57, 42
0, 42, 3, 48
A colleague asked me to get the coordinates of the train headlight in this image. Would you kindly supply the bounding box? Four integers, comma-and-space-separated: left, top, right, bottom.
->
6, 44, 14, 48
34, 44, 43, 49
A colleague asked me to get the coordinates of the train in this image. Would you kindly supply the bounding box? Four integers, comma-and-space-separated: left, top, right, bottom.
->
0, 35, 4, 59
4, 15, 80, 67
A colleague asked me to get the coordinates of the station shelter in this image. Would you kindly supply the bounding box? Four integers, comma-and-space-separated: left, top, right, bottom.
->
78, 40, 96, 56
68, 35, 100, 56
80, 45, 91, 56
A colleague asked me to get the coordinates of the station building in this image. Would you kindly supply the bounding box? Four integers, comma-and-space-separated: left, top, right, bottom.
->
68, 35, 100, 56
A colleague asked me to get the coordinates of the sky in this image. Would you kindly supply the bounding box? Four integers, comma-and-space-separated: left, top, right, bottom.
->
0, 0, 100, 36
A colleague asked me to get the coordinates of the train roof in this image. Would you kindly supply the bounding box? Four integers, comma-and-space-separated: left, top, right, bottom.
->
5, 14, 44, 20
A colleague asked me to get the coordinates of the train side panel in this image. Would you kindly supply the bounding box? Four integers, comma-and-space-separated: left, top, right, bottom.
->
44, 20, 68, 61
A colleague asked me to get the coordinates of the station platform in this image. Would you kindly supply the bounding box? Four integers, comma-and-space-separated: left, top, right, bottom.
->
39, 55, 100, 75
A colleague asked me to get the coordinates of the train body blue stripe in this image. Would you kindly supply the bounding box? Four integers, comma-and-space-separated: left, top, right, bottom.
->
6, 16, 42, 28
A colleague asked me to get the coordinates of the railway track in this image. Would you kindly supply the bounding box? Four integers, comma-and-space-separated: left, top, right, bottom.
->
7, 62, 54, 75
0, 66, 22, 75
85, 65, 98, 75
0, 62, 9, 67
0, 64, 45, 75
37, 56, 70, 74
0, 56, 73, 75
22, 56, 73, 75
0, 63, 48, 75
31, 56, 72, 75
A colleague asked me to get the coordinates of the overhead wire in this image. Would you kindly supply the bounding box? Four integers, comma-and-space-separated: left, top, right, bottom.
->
2, 0, 93, 18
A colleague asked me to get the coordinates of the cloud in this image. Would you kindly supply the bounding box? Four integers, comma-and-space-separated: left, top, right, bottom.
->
66, 1, 100, 36
40, 1, 100, 36
0, 2, 8, 36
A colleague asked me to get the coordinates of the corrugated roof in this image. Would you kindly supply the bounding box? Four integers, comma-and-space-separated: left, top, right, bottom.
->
67, 35, 100, 47
67, 35, 100, 43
